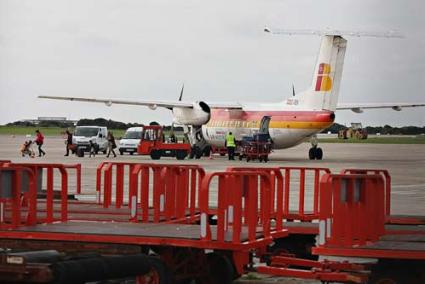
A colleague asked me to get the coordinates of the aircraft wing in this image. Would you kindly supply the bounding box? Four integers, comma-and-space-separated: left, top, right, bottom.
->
336, 102, 425, 113
38, 95, 243, 110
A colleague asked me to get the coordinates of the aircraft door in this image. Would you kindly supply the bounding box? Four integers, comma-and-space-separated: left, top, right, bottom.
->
259, 116, 271, 134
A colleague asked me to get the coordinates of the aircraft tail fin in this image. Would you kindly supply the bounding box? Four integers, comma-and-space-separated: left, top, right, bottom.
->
294, 35, 347, 111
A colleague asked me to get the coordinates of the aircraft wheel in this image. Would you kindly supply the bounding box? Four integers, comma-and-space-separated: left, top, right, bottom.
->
315, 147, 323, 160
195, 147, 202, 159
308, 148, 315, 160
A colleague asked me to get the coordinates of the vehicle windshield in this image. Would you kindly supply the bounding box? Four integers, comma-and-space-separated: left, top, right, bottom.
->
74, 127, 99, 137
123, 131, 143, 139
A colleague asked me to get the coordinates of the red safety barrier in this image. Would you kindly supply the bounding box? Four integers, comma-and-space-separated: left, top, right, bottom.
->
0, 160, 11, 165
63, 164, 82, 194
199, 171, 273, 245
226, 167, 284, 231
0, 166, 37, 228
100, 162, 144, 208
1, 163, 69, 224
341, 168, 391, 216
279, 167, 331, 221
129, 164, 205, 223
4, 162, 80, 195
318, 173, 385, 248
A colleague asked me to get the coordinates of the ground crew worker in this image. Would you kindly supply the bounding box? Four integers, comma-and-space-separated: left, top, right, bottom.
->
34, 130, 46, 157
225, 131, 236, 160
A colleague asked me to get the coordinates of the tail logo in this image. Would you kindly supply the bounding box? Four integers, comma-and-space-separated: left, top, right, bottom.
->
315, 63, 332, 92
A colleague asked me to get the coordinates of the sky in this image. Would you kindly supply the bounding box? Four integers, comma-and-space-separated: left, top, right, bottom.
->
1, 0, 424, 127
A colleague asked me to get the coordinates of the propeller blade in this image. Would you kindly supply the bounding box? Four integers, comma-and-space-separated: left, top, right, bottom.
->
292, 84, 295, 96
179, 84, 185, 101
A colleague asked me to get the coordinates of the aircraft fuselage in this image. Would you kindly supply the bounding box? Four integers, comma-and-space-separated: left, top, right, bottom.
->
202, 109, 335, 149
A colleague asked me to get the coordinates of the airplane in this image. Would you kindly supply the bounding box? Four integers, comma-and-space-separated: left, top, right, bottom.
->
39, 29, 425, 160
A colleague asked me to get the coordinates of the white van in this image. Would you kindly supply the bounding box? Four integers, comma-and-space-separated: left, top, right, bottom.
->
73, 126, 108, 154
118, 127, 143, 155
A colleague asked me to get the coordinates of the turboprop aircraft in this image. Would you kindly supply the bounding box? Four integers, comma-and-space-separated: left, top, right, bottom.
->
39, 29, 425, 160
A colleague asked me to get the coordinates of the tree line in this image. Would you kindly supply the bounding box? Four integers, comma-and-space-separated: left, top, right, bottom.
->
323, 123, 425, 135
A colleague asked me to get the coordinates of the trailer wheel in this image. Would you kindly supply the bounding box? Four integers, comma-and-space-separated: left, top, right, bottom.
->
369, 270, 402, 284
137, 257, 171, 284
204, 252, 234, 284
150, 150, 161, 160
176, 150, 187, 160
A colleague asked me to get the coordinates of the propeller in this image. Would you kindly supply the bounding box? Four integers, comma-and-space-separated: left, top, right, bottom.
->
178, 84, 185, 101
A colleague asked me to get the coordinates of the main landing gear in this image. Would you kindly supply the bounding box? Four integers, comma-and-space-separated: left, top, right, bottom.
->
308, 135, 323, 160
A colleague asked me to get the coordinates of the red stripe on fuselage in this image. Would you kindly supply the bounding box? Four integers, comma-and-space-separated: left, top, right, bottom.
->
209, 109, 335, 123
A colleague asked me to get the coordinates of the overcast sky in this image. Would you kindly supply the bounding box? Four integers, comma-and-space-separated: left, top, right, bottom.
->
1, 0, 424, 126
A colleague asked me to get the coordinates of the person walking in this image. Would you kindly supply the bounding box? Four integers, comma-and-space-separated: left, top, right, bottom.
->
225, 131, 236, 160
34, 130, 46, 157
106, 131, 117, 158
64, 130, 74, 156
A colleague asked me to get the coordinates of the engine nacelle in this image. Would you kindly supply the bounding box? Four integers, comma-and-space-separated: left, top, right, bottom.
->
172, 101, 211, 126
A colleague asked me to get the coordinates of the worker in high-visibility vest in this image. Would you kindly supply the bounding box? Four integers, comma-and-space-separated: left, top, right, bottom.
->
225, 132, 236, 160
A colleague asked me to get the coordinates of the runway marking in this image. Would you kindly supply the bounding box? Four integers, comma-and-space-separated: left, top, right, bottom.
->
392, 183, 425, 189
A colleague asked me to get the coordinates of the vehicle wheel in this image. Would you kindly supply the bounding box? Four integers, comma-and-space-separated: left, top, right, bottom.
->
308, 148, 315, 160
77, 148, 84, 157
259, 157, 263, 162
94, 144, 100, 154
204, 252, 234, 284
176, 150, 187, 160
130, 152, 134, 155
264, 155, 269, 163
119, 150, 124, 155
103, 150, 107, 154
315, 147, 323, 160
238, 155, 243, 161
150, 150, 161, 160
246, 157, 250, 162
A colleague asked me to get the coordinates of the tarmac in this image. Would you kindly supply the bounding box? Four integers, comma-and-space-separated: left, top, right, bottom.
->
1, 135, 424, 216
1, 134, 424, 283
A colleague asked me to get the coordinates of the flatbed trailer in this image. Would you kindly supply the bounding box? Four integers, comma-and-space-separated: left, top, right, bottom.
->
0, 161, 424, 283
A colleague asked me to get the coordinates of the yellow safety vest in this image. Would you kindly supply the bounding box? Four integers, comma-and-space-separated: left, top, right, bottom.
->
226, 134, 236, 147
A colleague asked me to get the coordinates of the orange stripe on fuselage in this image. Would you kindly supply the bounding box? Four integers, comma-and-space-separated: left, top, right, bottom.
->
206, 109, 335, 129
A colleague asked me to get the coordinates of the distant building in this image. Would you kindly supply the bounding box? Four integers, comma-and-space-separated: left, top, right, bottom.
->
21, 117, 78, 125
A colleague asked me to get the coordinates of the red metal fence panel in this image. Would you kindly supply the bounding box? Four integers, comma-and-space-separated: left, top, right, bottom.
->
318, 173, 385, 248
340, 168, 391, 216
199, 171, 273, 245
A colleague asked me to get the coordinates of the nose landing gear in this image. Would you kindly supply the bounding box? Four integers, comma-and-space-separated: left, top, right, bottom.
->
308, 135, 323, 160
